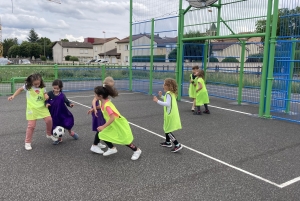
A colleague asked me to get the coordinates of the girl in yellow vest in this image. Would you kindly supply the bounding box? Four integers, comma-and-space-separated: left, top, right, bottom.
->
7, 73, 57, 151
189, 65, 199, 112
93, 85, 142, 160
153, 78, 183, 152
194, 69, 210, 115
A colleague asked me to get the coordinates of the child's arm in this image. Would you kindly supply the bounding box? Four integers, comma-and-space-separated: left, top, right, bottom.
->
97, 107, 115, 131
45, 91, 52, 107
196, 81, 203, 92
153, 93, 171, 107
7, 87, 24, 101
92, 97, 98, 117
63, 94, 74, 107
158, 91, 164, 100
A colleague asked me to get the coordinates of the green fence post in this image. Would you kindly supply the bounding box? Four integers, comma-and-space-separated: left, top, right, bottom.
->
238, 41, 246, 105
54, 64, 58, 79
101, 64, 106, 81
264, 0, 279, 118
203, 41, 209, 75
149, 18, 155, 95
258, 0, 274, 117
129, 0, 133, 91
177, 0, 184, 100
11, 78, 15, 94
286, 38, 296, 113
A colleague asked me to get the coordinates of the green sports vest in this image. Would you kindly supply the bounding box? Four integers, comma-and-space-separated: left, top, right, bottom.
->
26, 88, 50, 120
163, 91, 182, 133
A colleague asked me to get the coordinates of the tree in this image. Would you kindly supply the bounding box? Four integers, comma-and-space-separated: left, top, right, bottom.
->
3, 38, 18, 57
7, 45, 20, 58
65, 55, 71, 61
27, 28, 39, 43
30, 43, 43, 59
222, 57, 239, 63
61, 39, 69, 42
256, 7, 300, 41
19, 41, 31, 57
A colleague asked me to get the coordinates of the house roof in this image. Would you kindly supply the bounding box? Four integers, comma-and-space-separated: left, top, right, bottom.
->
93, 37, 119, 45
116, 34, 177, 45
98, 48, 121, 56
53, 41, 93, 48
211, 42, 237, 51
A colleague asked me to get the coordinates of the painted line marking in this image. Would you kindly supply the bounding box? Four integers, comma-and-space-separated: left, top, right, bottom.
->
68, 93, 136, 99
181, 99, 253, 115
69, 99, 292, 188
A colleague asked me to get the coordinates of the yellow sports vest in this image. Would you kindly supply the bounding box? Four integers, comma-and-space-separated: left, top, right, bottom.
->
163, 91, 182, 133
26, 88, 50, 120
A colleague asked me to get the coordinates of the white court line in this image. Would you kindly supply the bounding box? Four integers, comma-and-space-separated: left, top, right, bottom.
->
68, 93, 136, 99
69, 99, 284, 188
181, 99, 253, 115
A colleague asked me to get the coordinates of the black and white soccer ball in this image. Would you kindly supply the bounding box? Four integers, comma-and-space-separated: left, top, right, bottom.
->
53, 126, 65, 138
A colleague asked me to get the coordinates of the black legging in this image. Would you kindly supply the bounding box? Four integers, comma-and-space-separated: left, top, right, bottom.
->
93, 132, 100, 145
103, 140, 138, 151
165, 132, 179, 146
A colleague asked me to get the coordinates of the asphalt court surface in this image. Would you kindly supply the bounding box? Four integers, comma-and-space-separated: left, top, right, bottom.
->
1, 90, 300, 200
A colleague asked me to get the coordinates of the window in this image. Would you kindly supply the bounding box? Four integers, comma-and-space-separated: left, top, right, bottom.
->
95, 47, 98, 52
125, 45, 129, 51
119, 45, 121, 50
67, 49, 68, 52
84, 49, 88, 54
80, 49, 83, 54
125, 56, 129, 62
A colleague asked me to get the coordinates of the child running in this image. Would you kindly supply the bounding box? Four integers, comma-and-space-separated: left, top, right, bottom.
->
153, 78, 183, 152
194, 69, 210, 115
87, 76, 115, 154
189, 65, 199, 112
93, 85, 142, 160
45, 79, 79, 145
7, 73, 57, 150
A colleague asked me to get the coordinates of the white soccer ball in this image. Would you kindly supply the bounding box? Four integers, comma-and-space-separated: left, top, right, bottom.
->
53, 126, 65, 138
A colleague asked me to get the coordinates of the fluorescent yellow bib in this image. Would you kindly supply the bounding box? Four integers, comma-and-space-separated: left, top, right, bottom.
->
163, 91, 182, 133
26, 88, 50, 120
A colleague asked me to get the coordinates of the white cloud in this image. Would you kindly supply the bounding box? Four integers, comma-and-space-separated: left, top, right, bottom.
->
64, 34, 84, 42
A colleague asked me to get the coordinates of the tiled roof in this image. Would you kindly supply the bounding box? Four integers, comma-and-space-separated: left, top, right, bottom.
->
93, 37, 119, 45
54, 41, 93, 48
98, 48, 121, 56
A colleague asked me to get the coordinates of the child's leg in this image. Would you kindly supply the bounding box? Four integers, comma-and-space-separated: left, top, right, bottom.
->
93, 132, 100, 145
193, 106, 202, 115
203, 104, 210, 114
44, 116, 53, 136
25, 120, 36, 143
192, 98, 195, 110
103, 141, 118, 156
127, 143, 142, 160
167, 132, 183, 153
160, 133, 172, 147
67, 129, 79, 140
90, 132, 104, 154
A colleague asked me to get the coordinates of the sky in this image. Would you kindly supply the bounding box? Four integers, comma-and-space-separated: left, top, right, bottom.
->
0, 0, 135, 43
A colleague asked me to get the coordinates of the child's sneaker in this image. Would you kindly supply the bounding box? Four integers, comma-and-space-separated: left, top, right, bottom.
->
98, 143, 106, 149
171, 144, 183, 153
46, 135, 58, 141
191, 107, 195, 112
193, 111, 202, 115
25, 143, 32, 150
70, 132, 79, 140
203, 110, 210, 114
90, 145, 104, 154
53, 138, 62, 145
103, 148, 118, 156
131, 148, 142, 160
160, 142, 172, 148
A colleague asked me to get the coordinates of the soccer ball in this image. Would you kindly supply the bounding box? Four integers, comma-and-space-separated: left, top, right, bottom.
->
53, 126, 65, 138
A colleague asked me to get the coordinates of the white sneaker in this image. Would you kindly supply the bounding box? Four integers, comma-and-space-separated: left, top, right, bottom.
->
131, 148, 142, 160
25, 143, 32, 151
98, 143, 106, 149
46, 135, 58, 142
103, 148, 118, 156
90, 145, 104, 154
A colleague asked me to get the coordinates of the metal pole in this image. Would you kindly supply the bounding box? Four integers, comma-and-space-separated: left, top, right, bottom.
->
44, 38, 46, 56
217, 0, 221, 36
129, 0, 133, 91
264, 0, 279, 118
238, 41, 246, 105
258, 0, 274, 117
203, 41, 209, 75
103, 31, 106, 61
149, 18, 154, 95
285, 38, 296, 113
177, 0, 183, 100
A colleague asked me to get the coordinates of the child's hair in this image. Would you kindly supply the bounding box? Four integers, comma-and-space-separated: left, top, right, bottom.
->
103, 76, 115, 87
94, 85, 118, 99
192, 65, 199, 70
25, 73, 45, 90
52, 79, 63, 91
197, 69, 205, 80
164, 78, 178, 96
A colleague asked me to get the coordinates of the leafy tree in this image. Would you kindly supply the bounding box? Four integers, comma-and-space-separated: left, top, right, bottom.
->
30, 43, 42, 58
41, 56, 46, 61
37, 37, 52, 57
19, 41, 31, 57
27, 28, 39, 43
209, 57, 219, 62
65, 55, 71, 61
61, 39, 69, 42
7, 45, 20, 58
3, 38, 18, 57
70, 56, 79, 61
246, 53, 263, 62
256, 7, 300, 41
222, 57, 239, 63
